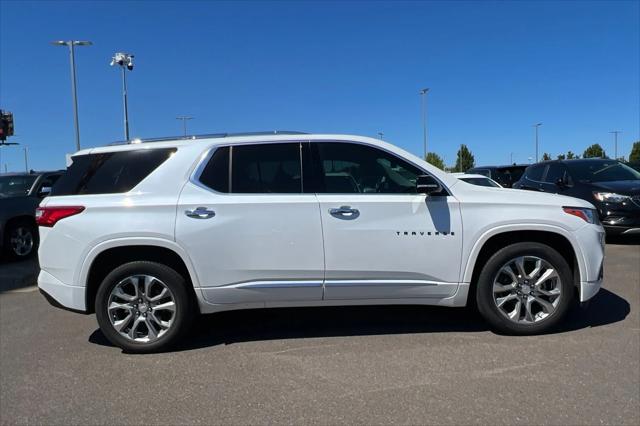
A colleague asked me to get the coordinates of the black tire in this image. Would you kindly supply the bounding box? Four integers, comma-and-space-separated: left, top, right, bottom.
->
476, 242, 573, 335
3, 219, 39, 260
95, 261, 194, 353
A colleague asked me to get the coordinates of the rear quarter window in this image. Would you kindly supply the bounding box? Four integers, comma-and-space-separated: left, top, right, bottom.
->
51, 148, 176, 196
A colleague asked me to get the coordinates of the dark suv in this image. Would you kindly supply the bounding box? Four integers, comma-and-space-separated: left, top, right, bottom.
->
0, 171, 64, 259
466, 165, 528, 188
513, 159, 640, 236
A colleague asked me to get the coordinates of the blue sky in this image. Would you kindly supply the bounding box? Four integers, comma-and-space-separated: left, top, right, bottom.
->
1, 0, 638, 171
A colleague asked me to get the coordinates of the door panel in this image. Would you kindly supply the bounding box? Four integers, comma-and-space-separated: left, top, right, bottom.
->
311, 141, 463, 300
177, 184, 325, 304
176, 142, 325, 305
318, 194, 463, 300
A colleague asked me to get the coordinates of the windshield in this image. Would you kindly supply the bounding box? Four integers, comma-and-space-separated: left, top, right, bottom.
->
0, 175, 37, 198
565, 160, 640, 183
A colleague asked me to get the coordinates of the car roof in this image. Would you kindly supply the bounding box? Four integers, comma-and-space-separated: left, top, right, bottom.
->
75, 133, 416, 155
0, 170, 63, 177
533, 158, 617, 166
469, 164, 529, 169
457, 174, 492, 179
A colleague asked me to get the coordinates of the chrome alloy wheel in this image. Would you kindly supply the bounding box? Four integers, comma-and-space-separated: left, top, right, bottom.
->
492, 256, 562, 324
107, 275, 176, 343
10, 226, 34, 257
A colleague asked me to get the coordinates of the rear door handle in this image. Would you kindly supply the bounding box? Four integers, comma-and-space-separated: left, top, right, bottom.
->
329, 206, 360, 220
185, 207, 215, 219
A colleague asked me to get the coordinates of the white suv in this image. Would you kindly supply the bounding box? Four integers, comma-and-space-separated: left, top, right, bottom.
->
37, 133, 605, 353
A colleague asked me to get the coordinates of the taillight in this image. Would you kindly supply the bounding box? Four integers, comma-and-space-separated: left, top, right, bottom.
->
35, 206, 85, 227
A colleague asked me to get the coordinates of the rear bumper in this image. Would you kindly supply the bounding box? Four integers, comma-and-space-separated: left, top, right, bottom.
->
38, 270, 87, 313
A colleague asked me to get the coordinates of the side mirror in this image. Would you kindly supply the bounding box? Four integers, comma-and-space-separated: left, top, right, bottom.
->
38, 186, 52, 197
416, 175, 442, 195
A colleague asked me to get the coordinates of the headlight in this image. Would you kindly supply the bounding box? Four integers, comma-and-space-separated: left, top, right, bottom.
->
563, 207, 600, 225
593, 192, 631, 203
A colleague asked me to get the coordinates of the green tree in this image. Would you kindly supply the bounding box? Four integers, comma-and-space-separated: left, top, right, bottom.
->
583, 144, 606, 159
629, 141, 640, 163
557, 154, 566, 160
541, 152, 551, 161
424, 152, 445, 170
454, 144, 475, 172
566, 151, 579, 159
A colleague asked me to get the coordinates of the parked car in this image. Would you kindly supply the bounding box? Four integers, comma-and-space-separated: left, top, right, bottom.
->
37, 133, 604, 353
452, 173, 502, 188
513, 159, 640, 236
467, 165, 528, 188
0, 171, 64, 259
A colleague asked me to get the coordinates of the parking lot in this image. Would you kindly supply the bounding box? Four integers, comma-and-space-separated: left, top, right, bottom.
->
0, 241, 638, 425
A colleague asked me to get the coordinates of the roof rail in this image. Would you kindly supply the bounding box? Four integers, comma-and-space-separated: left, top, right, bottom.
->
108, 130, 308, 145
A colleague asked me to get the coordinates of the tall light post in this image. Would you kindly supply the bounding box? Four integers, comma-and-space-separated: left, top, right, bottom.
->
533, 122, 542, 162
377, 131, 384, 140
610, 130, 621, 160
419, 88, 430, 159
51, 40, 92, 152
177, 116, 194, 137
110, 52, 134, 140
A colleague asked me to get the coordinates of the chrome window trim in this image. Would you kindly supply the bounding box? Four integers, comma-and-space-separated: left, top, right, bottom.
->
189, 139, 451, 197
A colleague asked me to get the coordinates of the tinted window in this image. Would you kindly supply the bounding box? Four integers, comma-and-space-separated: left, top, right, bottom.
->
565, 160, 640, 183
316, 142, 424, 193
52, 148, 175, 196
0, 175, 37, 198
460, 177, 500, 187
199, 147, 229, 192
525, 164, 545, 181
494, 167, 525, 186
544, 163, 565, 183
232, 143, 302, 193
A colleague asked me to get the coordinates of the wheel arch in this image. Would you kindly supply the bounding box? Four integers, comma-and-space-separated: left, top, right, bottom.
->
81, 238, 201, 314
463, 226, 584, 302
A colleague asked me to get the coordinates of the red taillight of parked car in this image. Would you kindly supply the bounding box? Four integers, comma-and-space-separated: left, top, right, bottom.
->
35, 206, 85, 227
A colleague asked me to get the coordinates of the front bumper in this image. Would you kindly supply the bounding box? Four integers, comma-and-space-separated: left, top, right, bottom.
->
38, 270, 87, 313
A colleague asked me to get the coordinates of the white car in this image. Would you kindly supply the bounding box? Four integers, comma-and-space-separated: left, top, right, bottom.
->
452, 173, 503, 188
37, 133, 605, 353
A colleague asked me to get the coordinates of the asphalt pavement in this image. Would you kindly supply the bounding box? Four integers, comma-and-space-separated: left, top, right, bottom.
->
1, 242, 638, 425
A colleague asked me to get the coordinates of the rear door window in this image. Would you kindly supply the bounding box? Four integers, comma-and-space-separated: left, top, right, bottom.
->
198, 143, 303, 194
525, 164, 546, 182
543, 163, 566, 184
51, 148, 175, 195
232, 143, 302, 193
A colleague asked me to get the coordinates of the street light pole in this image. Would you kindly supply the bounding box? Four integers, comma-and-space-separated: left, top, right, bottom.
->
121, 66, 129, 140
23, 147, 28, 173
533, 123, 542, 162
177, 116, 194, 137
419, 88, 429, 159
610, 130, 621, 160
111, 52, 134, 141
51, 40, 92, 152
377, 131, 384, 141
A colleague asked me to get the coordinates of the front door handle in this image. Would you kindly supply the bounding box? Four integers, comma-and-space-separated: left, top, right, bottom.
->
185, 207, 215, 219
329, 206, 360, 220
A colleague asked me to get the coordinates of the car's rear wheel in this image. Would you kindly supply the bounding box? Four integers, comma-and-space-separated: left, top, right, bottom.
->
3, 220, 38, 260
95, 261, 194, 353
476, 242, 573, 335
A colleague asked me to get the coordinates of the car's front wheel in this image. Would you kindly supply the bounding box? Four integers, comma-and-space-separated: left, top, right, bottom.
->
476, 242, 573, 335
95, 261, 194, 353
